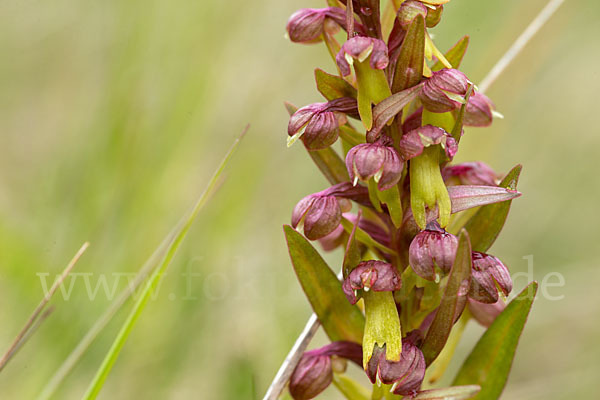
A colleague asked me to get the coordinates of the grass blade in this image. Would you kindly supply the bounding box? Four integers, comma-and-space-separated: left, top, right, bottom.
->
80, 126, 248, 400
37, 232, 174, 400
0, 242, 89, 372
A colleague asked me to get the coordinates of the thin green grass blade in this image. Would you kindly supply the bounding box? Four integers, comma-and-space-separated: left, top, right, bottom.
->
37, 231, 174, 400
81, 126, 248, 400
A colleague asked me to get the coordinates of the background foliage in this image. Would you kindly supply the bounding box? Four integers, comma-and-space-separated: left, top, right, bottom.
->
0, 0, 598, 398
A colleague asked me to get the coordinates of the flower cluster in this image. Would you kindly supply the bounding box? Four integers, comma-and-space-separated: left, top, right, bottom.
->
281, 1, 527, 399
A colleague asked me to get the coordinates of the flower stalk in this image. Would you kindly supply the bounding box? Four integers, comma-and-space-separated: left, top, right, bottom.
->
271, 0, 557, 398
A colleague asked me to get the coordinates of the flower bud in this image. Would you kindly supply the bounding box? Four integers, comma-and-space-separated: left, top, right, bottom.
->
336, 36, 389, 77
463, 91, 495, 127
442, 161, 499, 186
419, 68, 470, 113
289, 353, 332, 400
292, 195, 344, 242
292, 183, 369, 240
288, 97, 359, 150
346, 137, 404, 191
289, 341, 363, 400
366, 332, 425, 395
399, 125, 458, 161
397, 1, 427, 29
468, 297, 506, 327
469, 251, 513, 303
286, 7, 347, 43
342, 260, 402, 304
409, 221, 458, 280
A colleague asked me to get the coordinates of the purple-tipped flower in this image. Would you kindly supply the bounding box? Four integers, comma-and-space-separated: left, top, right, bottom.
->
286, 7, 346, 43
343, 260, 402, 304
289, 352, 332, 400
463, 91, 496, 127
288, 97, 359, 150
289, 341, 363, 400
399, 125, 458, 161
442, 161, 499, 186
346, 137, 403, 191
366, 332, 426, 395
469, 251, 513, 303
292, 183, 369, 240
409, 221, 458, 281
419, 68, 470, 113
336, 36, 389, 77
468, 298, 506, 328
397, 1, 427, 29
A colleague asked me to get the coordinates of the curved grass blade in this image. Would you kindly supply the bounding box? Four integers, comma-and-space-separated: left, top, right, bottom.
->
464, 165, 522, 252
284, 225, 364, 343
38, 229, 175, 400
452, 282, 538, 399
80, 126, 248, 400
0, 242, 89, 373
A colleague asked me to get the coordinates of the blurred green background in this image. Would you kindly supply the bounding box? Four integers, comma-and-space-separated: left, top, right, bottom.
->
0, 0, 598, 398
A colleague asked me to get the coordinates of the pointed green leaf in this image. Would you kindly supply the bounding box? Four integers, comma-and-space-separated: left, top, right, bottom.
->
421, 229, 472, 365
315, 68, 357, 101
410, 385, 481, 400
452, 282, 538, 399
464, 165, 522, 252
285, 102, 349, 185
392, 15, 425, 93
432, 36, 470, 72
284, 226, 364, 343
